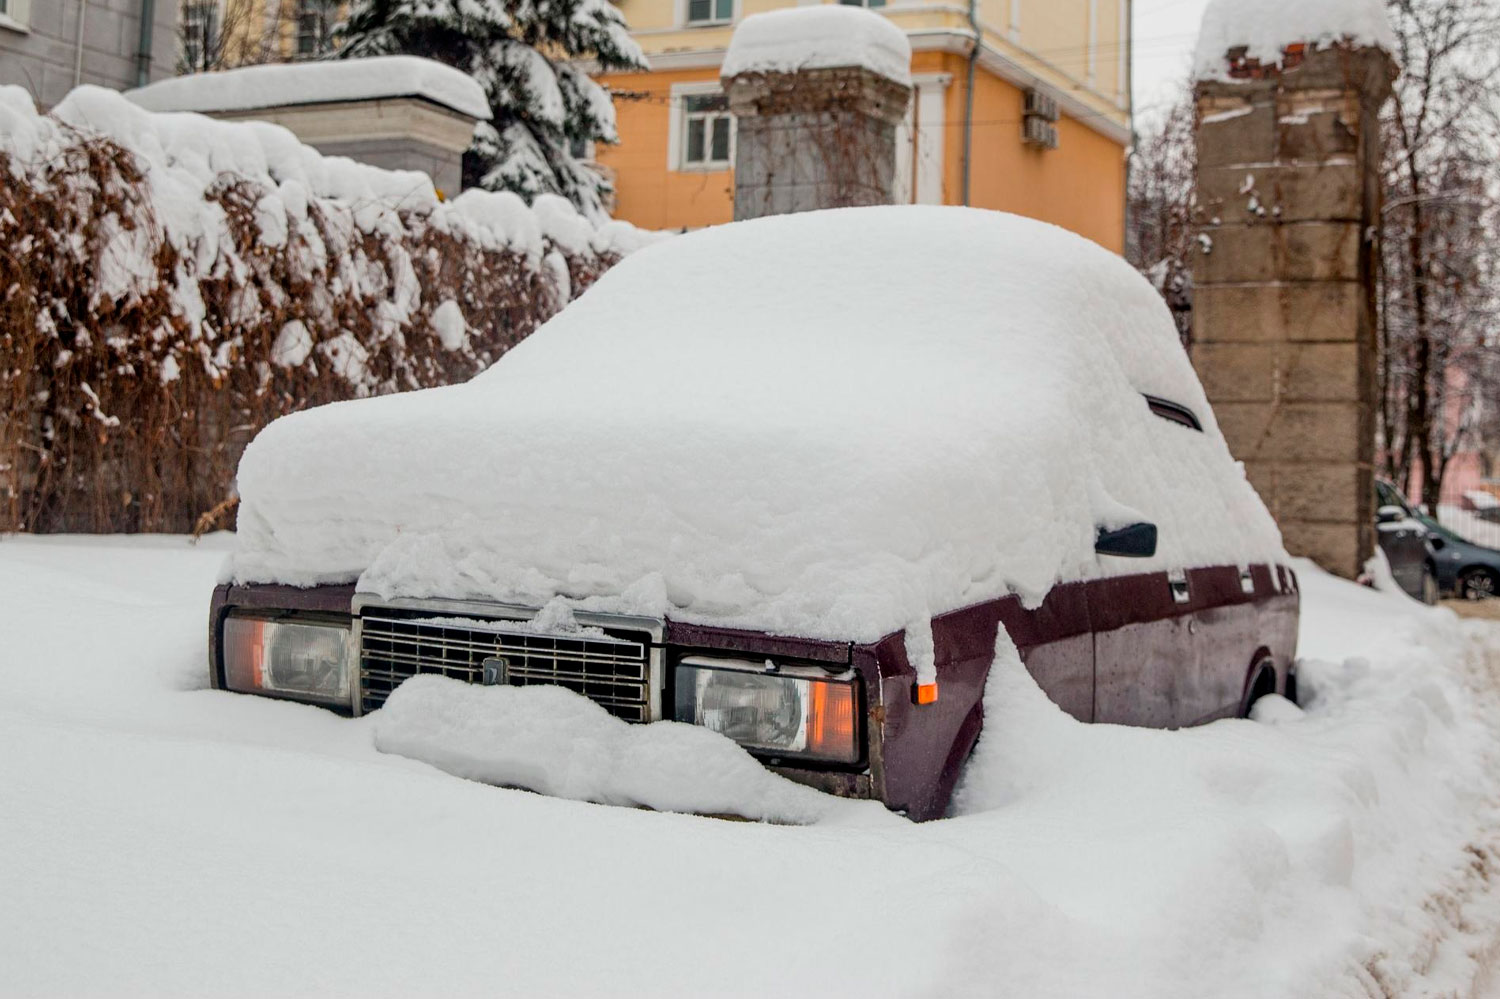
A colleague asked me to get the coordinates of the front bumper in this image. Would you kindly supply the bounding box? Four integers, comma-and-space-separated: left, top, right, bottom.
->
210, 582, 883, 797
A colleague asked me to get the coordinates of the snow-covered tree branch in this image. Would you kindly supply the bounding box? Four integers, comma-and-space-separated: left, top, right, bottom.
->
338, 0, 648, 219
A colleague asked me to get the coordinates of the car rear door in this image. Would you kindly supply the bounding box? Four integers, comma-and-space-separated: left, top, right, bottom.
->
1088, 570, 1200, 727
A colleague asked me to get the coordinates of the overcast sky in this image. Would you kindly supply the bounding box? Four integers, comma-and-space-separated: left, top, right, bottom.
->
1131, 0, 1212, 124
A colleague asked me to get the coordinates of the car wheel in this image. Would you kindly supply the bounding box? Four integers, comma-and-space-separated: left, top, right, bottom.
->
1242, 661, 1277, 718
1460, 567, 1498, 601
1421, 566, 1440, 605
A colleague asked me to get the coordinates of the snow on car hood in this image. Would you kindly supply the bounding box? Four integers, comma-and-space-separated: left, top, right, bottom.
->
232, 206, 1286, 663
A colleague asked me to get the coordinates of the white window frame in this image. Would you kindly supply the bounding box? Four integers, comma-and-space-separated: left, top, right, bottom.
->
677, 0, 737, 27
0, 0, 32, 34
1116, 0, 1128, 104
295, 0, 337, 59
668, 81, 734, 172
182, 0, 220, 71
1086, 0, 1099, 84
894, 73, 951, 206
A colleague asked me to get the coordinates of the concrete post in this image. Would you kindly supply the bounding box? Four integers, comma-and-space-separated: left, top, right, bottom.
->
722, 66, 911, 220
1191, 45, 1395, 578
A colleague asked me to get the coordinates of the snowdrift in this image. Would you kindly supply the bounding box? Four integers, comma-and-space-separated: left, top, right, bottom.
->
5, 540, 1500, 996
0, 85, 656, 533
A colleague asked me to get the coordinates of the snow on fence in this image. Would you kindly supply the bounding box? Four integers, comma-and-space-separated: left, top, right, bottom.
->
0, 86, 656, 534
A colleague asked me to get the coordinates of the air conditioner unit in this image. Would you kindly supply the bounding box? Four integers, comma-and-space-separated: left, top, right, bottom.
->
1023, 89, 1059, 123
1022, 115, 1058, 150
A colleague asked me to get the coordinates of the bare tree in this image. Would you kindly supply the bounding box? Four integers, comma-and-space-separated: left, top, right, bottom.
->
1378, 0, 1500, 507
178, 0, 339, 73
1125, 90, 1196, 344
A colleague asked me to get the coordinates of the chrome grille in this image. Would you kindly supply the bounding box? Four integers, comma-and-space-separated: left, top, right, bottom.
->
356, 604, 658, 721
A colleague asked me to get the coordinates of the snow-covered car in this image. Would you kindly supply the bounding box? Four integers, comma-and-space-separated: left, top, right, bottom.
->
209, 207, 1299, 820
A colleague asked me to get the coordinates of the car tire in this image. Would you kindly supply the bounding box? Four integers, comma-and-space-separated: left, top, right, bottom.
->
1421, 565, 1440, 606
1241, 661, 1278, 718
1460, 567, 1498, 601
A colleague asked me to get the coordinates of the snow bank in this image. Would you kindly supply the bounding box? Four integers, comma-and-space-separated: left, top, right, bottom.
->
721, 4, 912, 87
7, 540, 1500, 996
127, 55, 492, 121
373, 675, 894, 825
1194, 0, 1396, 79
232, 207, 1284, 663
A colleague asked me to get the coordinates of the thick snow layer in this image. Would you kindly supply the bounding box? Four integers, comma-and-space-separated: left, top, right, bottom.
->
374, 675, 896, 825
1194, 0, 1396, 79
233, 207, 1285, 668
5, 537, 1500, 995
126, 55, 492, 120
2, 85, 653, 270
721, 4, 913, 87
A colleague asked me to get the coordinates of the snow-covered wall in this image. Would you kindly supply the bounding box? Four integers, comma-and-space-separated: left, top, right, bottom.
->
126, 56, 493, 121
0, 86, 657, 533
1194, 0, 1396, 80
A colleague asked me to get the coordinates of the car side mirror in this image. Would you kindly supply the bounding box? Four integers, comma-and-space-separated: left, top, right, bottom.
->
1095, 522, 1158, 558
1376, 505, 1406, 525
1429, 536, 1446, 551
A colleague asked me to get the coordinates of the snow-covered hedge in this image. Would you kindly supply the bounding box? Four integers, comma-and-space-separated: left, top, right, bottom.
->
0, 86, 656, 533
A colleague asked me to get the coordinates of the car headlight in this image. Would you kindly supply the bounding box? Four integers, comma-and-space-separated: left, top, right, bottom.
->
674, 656, 861, 765
222, 614, 353, 708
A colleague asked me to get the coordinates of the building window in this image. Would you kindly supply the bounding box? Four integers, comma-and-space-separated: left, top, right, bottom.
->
839, 0, 887, 7
0, 0, 27, 27
182, 1, 218, 71
682, 93, 732, 169
297, 0, 336, 58
686, 0, 733, 25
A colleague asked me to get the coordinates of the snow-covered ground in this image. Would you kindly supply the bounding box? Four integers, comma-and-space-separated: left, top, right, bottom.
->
4, 534, 1500, 997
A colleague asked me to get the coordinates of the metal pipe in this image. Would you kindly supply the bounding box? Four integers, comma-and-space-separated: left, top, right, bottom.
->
73, 0, 87, 87
961, 0, 979, 205
1123, 0, 1134, 252
135, 0, 157, 88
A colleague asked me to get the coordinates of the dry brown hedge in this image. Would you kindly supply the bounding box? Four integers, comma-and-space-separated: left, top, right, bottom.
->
0, 118, 625, 534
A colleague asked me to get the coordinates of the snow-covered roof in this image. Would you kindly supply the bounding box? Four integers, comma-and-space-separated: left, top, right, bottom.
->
231, 207, 1285, 673
721, 5, 912, 87
1194, 0, 1396, 80
126, 55, 492, 121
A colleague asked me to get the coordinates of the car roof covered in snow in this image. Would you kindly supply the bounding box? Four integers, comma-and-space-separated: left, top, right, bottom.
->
232, 206, 1286, 659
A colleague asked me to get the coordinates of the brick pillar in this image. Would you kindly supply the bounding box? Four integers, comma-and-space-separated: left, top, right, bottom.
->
721, 66, 911, 220
1191, 46, 1395, 578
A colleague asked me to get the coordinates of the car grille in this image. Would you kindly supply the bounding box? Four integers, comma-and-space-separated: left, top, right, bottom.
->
357, 608, 656, 721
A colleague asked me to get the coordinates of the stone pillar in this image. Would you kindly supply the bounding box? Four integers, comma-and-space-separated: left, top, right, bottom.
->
1191, 45, 1395, 578
722, 66, 911, 220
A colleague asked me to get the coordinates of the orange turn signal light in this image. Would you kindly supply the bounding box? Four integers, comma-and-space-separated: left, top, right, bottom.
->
915, 682, 938, 705
807, 677, 857, 758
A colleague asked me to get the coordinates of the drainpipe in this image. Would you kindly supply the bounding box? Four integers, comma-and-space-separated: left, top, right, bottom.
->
73, 0, 87, 87
960, 0, 979, 205
1122, 0, 1134, 252
135, 0, 157, 87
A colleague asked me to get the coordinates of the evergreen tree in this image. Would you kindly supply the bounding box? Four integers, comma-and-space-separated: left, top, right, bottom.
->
339, 0, 646, 219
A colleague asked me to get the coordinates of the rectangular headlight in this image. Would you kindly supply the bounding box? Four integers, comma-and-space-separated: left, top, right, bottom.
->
223, 614, 353, 708
674, 656, 860, 765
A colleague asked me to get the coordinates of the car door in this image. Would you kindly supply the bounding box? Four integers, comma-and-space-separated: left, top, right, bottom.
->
1088, 569, 1199, 728
1374, 482, 1430, 599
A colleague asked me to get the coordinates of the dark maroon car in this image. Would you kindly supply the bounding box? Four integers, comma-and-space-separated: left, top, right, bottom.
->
210, 207, 1299, 821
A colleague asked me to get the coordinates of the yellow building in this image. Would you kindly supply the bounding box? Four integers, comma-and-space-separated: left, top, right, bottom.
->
597, 0, 1131, 252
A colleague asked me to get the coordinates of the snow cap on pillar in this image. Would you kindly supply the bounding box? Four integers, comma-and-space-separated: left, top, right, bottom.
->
1192, 0, 1396, 80
721, 4, 913, 88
